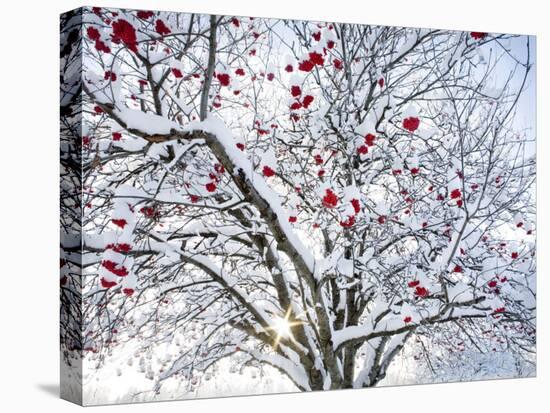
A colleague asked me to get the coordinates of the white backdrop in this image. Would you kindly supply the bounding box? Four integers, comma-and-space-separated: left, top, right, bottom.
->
0, 0, 546, 412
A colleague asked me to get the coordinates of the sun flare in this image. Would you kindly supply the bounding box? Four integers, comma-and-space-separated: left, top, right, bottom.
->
273, 316, 292, 338
267, 307, 305, 349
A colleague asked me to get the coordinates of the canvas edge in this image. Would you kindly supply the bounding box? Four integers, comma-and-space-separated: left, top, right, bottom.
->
60, 6, 84, 406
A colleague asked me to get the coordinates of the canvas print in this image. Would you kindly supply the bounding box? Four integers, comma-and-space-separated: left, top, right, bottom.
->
60, 6, 536, 406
